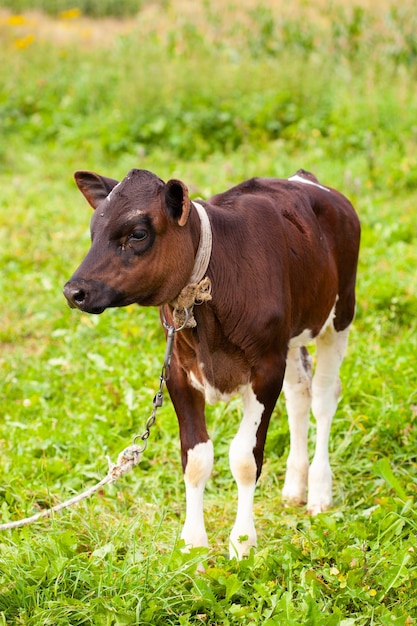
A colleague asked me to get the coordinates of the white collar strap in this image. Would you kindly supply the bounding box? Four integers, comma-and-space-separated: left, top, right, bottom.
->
170, 201, 213, 329
188, 201, 212, 284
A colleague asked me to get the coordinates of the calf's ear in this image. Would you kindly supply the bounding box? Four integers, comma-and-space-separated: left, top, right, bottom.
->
74, 171, 120, 209
164, 179, 191, 226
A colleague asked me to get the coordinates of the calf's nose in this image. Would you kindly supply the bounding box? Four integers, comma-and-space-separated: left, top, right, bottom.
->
63, 282, 87, 309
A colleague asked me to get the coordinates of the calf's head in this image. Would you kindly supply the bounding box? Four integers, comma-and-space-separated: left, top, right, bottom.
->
64, 169, 196, 313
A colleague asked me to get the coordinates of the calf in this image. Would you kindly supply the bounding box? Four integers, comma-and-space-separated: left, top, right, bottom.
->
64, 168, 360, 559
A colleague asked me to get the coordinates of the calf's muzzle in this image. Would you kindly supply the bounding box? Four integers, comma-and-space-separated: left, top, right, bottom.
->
63, 278, 123, 314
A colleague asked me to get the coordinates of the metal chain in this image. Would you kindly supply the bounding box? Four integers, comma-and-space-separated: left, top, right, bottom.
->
132, 307, 190, 452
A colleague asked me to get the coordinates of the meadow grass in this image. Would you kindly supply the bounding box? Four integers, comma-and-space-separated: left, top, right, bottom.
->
0, 1, 417, 624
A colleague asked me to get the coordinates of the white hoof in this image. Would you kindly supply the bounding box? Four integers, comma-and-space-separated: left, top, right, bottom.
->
229, 527, 257, 560
282, 463, 308, 505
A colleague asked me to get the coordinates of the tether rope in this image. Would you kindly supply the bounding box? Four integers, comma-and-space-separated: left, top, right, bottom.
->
0, 446, 143, 530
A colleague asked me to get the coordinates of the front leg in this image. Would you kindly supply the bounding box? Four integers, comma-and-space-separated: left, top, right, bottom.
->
229, 356, 286, 559
229, 386, 261, 559
166, 354, 213, 550
182, 440, 214, 549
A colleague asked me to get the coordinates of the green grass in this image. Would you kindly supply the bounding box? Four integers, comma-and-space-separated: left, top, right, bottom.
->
0, 1, 417, 624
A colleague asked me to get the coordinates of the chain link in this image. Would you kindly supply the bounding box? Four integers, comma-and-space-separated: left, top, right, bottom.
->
132, 309, 190, 453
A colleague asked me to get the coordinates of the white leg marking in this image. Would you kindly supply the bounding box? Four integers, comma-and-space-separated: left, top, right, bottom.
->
308, 325, 350, 514
229, 385, 263, 559
181, 440, 214, 549
282, 347, 312, 505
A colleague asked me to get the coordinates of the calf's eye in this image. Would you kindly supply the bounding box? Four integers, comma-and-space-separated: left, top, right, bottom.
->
129, 229, 148, 242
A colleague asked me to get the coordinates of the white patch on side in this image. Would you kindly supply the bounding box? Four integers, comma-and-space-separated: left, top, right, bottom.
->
289, 329, 313, 349
181, 440, 214, 550
288, 174, 331, 192
318, 304, 337, 337
289, 305, 336, 350
189, 368, 241, 404
229, 385, 264, 559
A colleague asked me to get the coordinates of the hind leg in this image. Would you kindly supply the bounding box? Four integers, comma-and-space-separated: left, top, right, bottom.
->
282, 347, 312, 505
308, 325, 350, 514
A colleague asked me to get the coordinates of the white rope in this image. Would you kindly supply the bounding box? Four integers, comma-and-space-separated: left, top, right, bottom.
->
0, 444, 143, 531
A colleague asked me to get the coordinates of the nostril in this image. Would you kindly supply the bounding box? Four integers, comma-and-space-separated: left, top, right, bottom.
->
73, 289, 85, 305
63, 282, 87, 309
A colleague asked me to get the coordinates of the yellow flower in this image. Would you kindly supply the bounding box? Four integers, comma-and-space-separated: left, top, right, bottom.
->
59, 8, 81, 20
14, 34, 35, 49
7, 14, 27, 26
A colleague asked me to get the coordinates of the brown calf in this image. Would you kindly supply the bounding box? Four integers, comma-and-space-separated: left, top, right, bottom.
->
64, 168, 360, 558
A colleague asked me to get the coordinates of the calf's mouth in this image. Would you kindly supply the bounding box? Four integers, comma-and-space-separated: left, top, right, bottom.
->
63, 278, 124, 314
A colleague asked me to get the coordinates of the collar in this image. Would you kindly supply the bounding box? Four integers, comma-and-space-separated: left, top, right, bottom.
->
169, 201, 213, 329
188, 201, 212, 283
